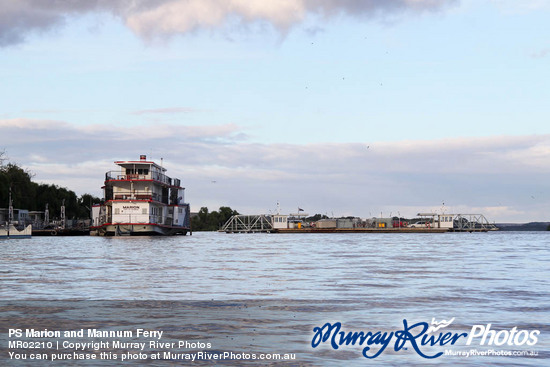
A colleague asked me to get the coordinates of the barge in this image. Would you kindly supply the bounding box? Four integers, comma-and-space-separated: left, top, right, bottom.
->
90, 155, 191, 236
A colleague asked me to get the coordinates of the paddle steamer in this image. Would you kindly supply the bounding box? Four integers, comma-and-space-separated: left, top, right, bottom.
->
91, 155, 190, 236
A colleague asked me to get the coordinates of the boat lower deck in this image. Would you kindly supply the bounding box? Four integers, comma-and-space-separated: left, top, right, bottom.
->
90, 223, 190, 236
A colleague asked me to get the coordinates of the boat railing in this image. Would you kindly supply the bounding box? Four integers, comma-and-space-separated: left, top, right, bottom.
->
152, 172, 173, 186
111, 191, 164, 202
106, 171, 151, 181
452, 214, 498, 231
105, 171, 177, 186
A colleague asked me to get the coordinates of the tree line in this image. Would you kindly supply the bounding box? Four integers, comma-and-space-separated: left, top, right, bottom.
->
191, 206, 240, 231
0, 159, 101, 220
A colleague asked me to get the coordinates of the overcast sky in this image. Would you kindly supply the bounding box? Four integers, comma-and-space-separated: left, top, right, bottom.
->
1, 0, 549, 222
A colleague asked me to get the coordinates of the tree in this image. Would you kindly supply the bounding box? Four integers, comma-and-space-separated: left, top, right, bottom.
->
0, 149, 6, 167
77, 194, 102, 218
0, 163, 35, 210
0, 159, 100, 219
306, 214, 329, 222
192, 206, 239, 231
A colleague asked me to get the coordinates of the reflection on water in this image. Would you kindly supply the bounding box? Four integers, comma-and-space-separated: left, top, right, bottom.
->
1, 232, 549, 365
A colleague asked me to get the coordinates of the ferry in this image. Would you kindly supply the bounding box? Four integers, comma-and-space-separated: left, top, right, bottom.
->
221, 211, 498, 233
90, 155, 191, 236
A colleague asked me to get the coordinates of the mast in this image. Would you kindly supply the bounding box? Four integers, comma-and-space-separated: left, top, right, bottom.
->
61, 199, 66, 230
44, 203, 49, 227
7, 186, 12, 238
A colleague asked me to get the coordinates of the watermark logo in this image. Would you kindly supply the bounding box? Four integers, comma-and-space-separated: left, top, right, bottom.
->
427, 317, 455, 333
466, 324, 539, 347
311, 319, 540, 359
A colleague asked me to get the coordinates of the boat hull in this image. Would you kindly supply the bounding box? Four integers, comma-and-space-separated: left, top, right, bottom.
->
0, 225, 32, 239
90, 224, 189, 236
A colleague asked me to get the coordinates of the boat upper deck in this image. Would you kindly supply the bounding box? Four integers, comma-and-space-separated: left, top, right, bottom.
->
104, 157, 181, 188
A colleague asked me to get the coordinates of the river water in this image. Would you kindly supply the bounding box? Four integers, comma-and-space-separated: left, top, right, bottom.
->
1, 231, 549, 366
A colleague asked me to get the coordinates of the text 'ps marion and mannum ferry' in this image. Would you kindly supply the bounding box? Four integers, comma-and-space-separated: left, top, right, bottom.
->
91, 155, 191, 236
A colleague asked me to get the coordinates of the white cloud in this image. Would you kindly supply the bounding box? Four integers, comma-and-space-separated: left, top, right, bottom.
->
2, 118, 549, 222
124, 0, 307, 39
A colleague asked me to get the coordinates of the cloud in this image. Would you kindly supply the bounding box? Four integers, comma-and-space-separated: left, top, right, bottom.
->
0, 0, 110, 46
0, 0, 457, 46
2, 118, 549, 222
0, 118, 245, 168
0, 1, 60, 46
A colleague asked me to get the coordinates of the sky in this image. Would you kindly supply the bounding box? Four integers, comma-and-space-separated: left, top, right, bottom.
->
1, 0, 549, 222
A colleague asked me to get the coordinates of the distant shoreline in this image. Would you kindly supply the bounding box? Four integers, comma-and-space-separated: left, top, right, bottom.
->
496, 222, 550, 231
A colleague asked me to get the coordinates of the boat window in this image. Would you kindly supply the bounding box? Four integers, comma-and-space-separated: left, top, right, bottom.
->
115, 208, 120, 214
142, 208, 147, 214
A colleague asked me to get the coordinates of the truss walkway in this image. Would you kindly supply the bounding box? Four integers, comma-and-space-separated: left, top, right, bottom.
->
220, 215, 274, 233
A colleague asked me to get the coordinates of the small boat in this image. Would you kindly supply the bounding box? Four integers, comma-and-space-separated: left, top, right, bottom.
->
90, 155, 191, 236
0, 224, 32, 239
1, 186, 32, 239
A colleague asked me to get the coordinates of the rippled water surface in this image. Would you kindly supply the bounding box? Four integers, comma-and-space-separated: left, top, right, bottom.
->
1, 231, 549, 365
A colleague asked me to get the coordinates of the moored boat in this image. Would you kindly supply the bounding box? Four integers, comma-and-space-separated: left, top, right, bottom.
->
90, 155, 191, 236
0, 224, 32, 239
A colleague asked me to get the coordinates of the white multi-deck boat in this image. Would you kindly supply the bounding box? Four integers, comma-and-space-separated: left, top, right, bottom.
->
90, 155, 191, 236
